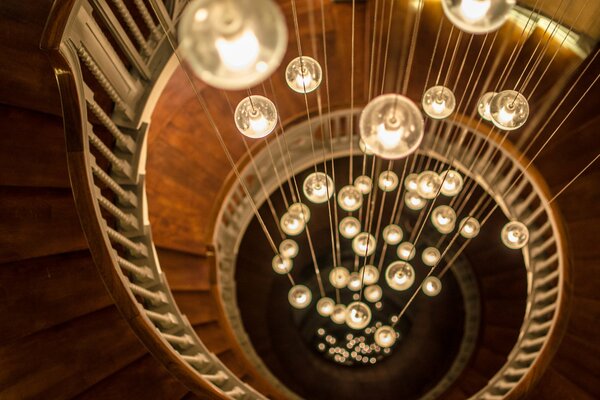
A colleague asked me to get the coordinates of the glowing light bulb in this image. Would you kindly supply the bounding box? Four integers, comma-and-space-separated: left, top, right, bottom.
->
354, 175, 373, 195
459, 217, 481, 239
303, 172, 334, 204
374, 325, 397, 348
215, 30, 259, 71
405, 191, 427, 210
352, 232, 376, 257
385, 261, 415, 291
346, 302, 372, 330
280, 212, 305, 236
285, 56, 322, 93
288, 202, 311, 222
329, 266, 351, 289
422, 247, 441, 266
478, 92, 496, 121
382, 224, 403, 245
338, 185, 363, 211
416, 170, 442, 199
359, 265, 380, 285
422, 86, 456, 119
359, 94, 424, 159
331, 304, 347, 324
339, 216, 361, 239
489, 90, 529, 130
288, 284, 312, 309
460, 0, 491, 21
234, 96, 277, 138
279, 239, 299, 259
441, 0, 515, 34
347, 272, 363, 291
404, 173, 419, 191
422, 276, 442, 296
378, 171, 399, 192
431, 205, 457, 234
364, 284, 383, 302
317, 297, 335, 317
440, 170, 464, 196
272, 254, 292, 274
397, 242, 416, 261
501, 220, 529, 249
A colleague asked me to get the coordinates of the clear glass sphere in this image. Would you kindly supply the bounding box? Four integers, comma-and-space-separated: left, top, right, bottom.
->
329, 266, 351, 289
378, 171, 399, 192
383, 224, 403, 245
460, 217, 481, 239
422, 85, 456, 119
331, 304, 347, 324
364, 284, 383, 303
359, 94, 424, 159
397, 242, 416, 261
347, 272, 363, 291
359, 138, 375, 155
374, 325, 397, 348
478, 91, 496, 121
280, 212, 305, 236
354, 175, 373, 195
441, 0, 516, 34
431, 205, 457, 234
272, 254, 292, 274
416, 170, 442, 199
501, 220, 529, 249
404, 173, 419, 191
440, 170, 464, 197
352, 232, 377, 257
303, 172, 334, 204
288, 284, 312, 309
405, 191, 427, 210
234, 95, 278, 138
288, 202, 311, 222
279, 239, 299, 258
489, 90, 529, 131
359, 265, 380, 285
338, 185, 363, 211
422, 276, 442, 296
345, 302, 372, 330
422, 247, 441, 267
178, 0, 288, 90
339, 216, 361, 239
285, 56, 322, 93
317, 297, 335, 317
385, 261, 415, 291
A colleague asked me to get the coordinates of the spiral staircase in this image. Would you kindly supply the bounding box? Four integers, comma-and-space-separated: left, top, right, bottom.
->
0, 0, 598, 399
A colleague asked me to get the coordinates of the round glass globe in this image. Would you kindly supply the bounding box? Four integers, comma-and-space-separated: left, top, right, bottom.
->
404, 173, 419, 191
364, 284, 383, 303
441, 0, 516, 34
279, 239, 299, 258
352, 232, 377, 257
288, 202, 311, 222
331, 304, 347, 324
288, 284, 312, 309
234, 95, 277, 138
178, 0, 288, 90
359, 265, 380, 285
338, 185, 363, 211
397, 242, 416, 261
280, 212, 305, 236
329, 266, 351, 289
354, 175, 373, 195
431, 205, 457, 234
501, 220, 529, 249
359, 94, 424, 159
378, 171, 399, 192
422, 85, 456, 119
374, 325, 397, 348
345, 302, 372, 330
460, 217, 481, 239
489, 90, 529, 131
316, 297, 335, 317
347, 272, 363, 291
382, 224, 403, 245
416, 170, 442, 199
422, 247, 441, 267
285, 56, 322, 93
359, 138, 375, 155
339, 216, 361, 239
440, 170, 464, 196
272, 254, 292, 274
303, 172, 334, 204
405, 191, 427, 210
478, 91, 496, 121
385, 261, 415, 291
422, 276, 442, 297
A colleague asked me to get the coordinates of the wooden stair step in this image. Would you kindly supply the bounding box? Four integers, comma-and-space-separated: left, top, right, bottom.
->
529, 366, 596, 400
192, 320, 232, 355
172, 290, 219, 326
156, 247, 211, 291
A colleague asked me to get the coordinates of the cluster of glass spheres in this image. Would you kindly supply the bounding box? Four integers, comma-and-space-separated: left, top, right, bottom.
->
478, 90, 529, 130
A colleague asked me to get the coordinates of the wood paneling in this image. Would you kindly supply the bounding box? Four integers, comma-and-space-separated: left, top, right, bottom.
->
157, 247, 211, 291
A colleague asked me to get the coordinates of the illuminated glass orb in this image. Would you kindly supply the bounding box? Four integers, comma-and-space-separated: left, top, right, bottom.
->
280, 212, 305, 236
347, 272, 363, 291
279, 239, 299, 258
303, 172, 334, 204
331, 304, 347, 324
397, 242, 416, 261
441, 0, 516, 34
329, 266, 351, 289
459, 217, 481, 239
285, 56, 322, 93
374, 325, 397, 348
378, 171, 399, 192
178, 0, 287, 90
405, 191, 427, 210
359, 265, 380, 285
288, 202, 311, 222
501, 220, 529, 249
364, 284, 383, 303
234, 96, 277, 138
422, 247, 441, 267
354, 175, 373, 195
385, 261, 415, 291
478, 92, 496, 121
339, 216, 361, 239
439, 170, 464, 197
404, 173, 419, 191
416, 170, 442, 199
272, 254, 292, 274
359, 138, 375, 155
359, 94, 424, 159
338, 185, 363, 212
431, 205, 457, 234
422, 276, 442, 297
317, 297, 335, 317
346, 302, 372, 330
383, 224, 403, 245
288, 284, 312, 309
489, 90, 529, 131
352, 232, 377, 257
422, 85, 456, 119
